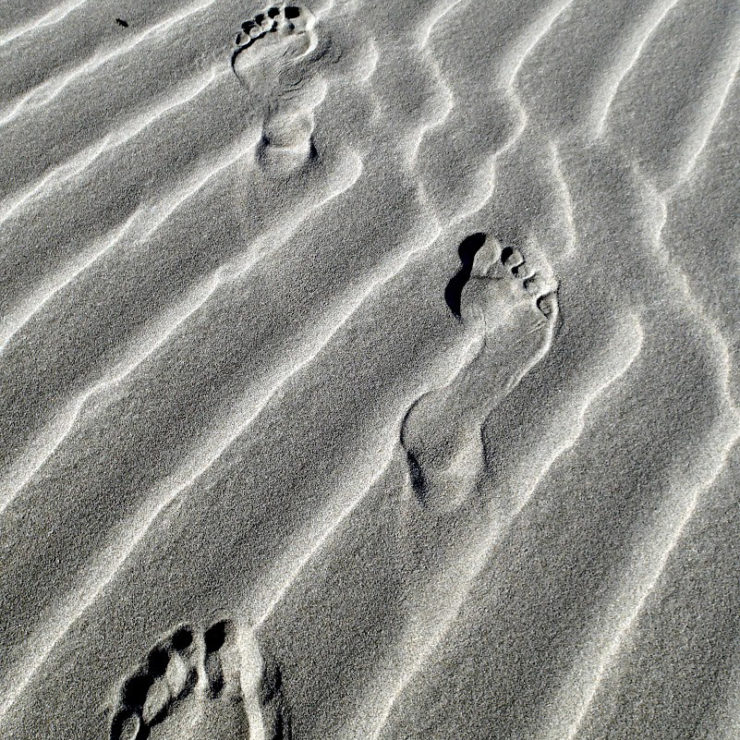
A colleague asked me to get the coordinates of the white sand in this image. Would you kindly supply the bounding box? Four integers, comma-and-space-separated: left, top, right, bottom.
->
0, 0, 738, 737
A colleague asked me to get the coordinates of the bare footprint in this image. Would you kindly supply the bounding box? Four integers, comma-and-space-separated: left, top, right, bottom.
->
231, 4, 320, 173
401, 234, 559, 512
110, 620, 291, 739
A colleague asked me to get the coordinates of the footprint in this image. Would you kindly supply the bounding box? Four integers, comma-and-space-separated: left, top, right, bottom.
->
110, 620, 291, 739
231, 4, 320, 174
231, 4, 317, 80
401, 235, 559, 512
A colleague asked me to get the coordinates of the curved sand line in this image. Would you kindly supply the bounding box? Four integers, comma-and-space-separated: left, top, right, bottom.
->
0, 0, 89, 48
0, 0, 218, 127
0, 66, 218, 228
591, 0, 683, 139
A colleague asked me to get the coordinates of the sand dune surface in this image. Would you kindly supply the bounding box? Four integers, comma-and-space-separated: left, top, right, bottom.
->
0, 0, 738, 737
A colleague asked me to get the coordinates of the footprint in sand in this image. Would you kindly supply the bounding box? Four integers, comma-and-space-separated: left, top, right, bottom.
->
401, 234, 559, 512
231, 4, 320, 173
110, 620, 290, 739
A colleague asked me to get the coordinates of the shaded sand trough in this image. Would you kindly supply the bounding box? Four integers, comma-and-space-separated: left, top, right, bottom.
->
0, 0, 739, 737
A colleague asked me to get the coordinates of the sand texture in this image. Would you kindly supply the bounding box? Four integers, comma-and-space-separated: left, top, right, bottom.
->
1, 0, 739, 737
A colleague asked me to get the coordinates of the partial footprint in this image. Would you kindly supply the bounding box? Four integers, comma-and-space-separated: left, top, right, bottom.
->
231, 4, 317, 79
401, 235, 559, 512
110, 620, 291, 739
110, 624, 198, 740
256, 654, 293, 740
187, 620, 251, 739
255, 105, 319, 173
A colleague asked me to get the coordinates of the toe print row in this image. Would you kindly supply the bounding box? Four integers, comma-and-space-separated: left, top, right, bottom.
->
110, 620, 291, 739
231, 4, 314, 75
498, 245, 558, 320
110, 625, 197, 739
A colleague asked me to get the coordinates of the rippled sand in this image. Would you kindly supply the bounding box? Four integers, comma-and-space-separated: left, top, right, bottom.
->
0, 0, 738, 737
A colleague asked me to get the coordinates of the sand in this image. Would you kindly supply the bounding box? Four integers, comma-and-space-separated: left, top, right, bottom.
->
0, 0, 738, 737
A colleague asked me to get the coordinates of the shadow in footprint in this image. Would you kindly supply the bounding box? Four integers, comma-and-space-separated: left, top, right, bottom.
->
444, 232, 487, 319
260, 658, 292, 739
400, 406, 429, 506
231, 3, 315, 79
203, 620, 230, 698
